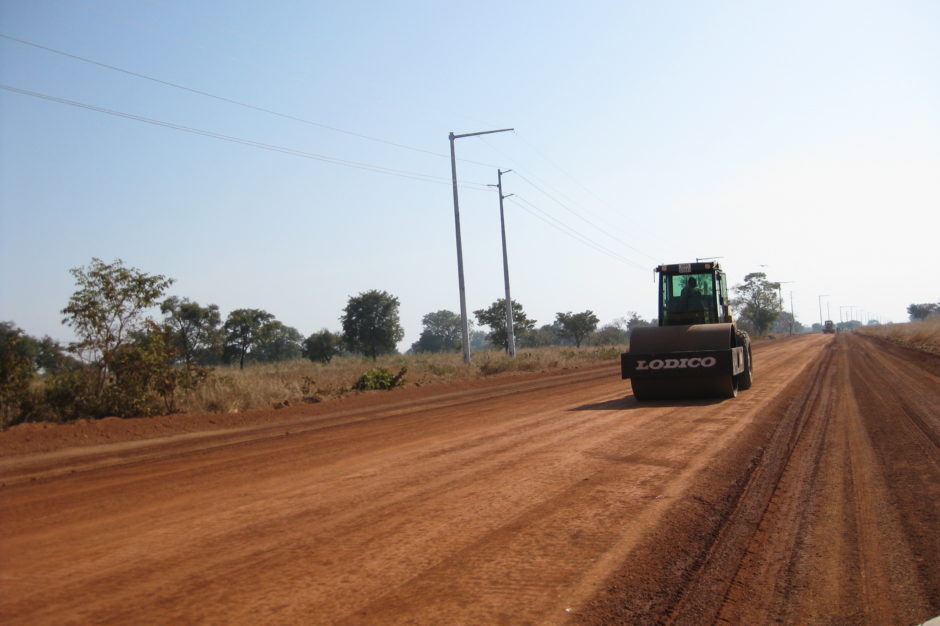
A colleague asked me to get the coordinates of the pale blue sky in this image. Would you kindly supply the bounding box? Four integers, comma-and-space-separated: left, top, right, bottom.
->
1, 0, 938, 350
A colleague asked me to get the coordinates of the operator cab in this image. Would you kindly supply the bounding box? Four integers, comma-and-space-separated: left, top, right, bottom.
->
657, 262, 732, 326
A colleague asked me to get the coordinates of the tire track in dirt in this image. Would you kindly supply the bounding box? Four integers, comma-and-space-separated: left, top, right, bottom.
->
845, 334, 940, 617
674, 333, 939, 625
676, 338, 837, 625
580, 336, 835, 624
580, 333, 940, 625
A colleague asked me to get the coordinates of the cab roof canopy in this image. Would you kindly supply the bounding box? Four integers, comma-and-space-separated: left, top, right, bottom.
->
657, 262, 721, 274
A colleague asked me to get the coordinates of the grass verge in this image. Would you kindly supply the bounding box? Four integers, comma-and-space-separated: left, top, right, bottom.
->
857, 318, 940, 355
178, 345, 626, 414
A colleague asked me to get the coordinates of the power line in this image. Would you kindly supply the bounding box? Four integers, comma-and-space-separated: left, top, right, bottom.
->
0, 84, 490, 190
477, 132, 660, 262
512, 170, 659, 262
513, 130, 667, 245
0, 35, 656, 259
509, 195, 649, 272
2, 36, 658, 266
0, 33, 500, 169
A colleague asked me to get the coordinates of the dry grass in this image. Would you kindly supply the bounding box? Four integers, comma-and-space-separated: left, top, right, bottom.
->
857, 317, 940, 353
177, 345, 626, 414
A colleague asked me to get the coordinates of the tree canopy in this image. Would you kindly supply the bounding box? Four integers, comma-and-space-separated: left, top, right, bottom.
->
555, 310, 599, 348
908, 302, 940, 321
520, 323, 561, 348
474, 299, 535, 352
732, 272, 782, 336
1, 322, 35, 426
411, 310, 463, 353
161, 297, 222, 365
341, 290, 404, 360
303, 329, 344, 364
223, 308, 275, 369
61, 258, 174, 397
253, 321, 303, 362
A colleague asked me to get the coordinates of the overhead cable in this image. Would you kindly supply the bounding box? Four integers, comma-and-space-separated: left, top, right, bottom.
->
514, 131, 666, 253
0, 84, 490, 190
509, 195, 649, 272
0, 33, 500, 169
512, 170, 659, 262
477, 133, 659, 261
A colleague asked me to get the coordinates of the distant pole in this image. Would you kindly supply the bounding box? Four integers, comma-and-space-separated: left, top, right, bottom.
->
818, 294, 828, 326
449, 128, 514, 364
789, 291, 795, 335
491, 169, 516, 357
777, 281, 793, 331
840, 305, 853, 325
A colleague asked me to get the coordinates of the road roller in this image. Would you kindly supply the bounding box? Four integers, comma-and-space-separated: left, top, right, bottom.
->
622, 262, 752, 400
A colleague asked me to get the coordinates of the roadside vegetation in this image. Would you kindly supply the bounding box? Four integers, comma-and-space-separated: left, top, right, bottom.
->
858, 316, 940, 353
4, 256, 884, 428
0, 258, 630, 428
171, 345, 624, 415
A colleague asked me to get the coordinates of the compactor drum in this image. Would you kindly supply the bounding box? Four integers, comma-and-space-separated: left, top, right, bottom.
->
622, 262, 752, 401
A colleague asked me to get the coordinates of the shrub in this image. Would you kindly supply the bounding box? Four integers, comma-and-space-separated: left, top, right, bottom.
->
353, 366, 407, 391
478, 355, 541, 376
43, 366, 99, 422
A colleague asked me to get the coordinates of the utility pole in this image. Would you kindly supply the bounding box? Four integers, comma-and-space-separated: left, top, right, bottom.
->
777, 281, 793, 332
490, 169, 515, 357
818, 294, 829, 326
449, 127, 514, 364
840, 305, 854, 326
790, 291, 795, 335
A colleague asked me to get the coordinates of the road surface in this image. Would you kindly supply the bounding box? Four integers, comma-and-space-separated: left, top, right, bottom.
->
1, 332, 937, 624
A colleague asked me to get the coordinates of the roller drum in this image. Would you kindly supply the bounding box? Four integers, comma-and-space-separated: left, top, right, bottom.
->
625, 323, 740, 400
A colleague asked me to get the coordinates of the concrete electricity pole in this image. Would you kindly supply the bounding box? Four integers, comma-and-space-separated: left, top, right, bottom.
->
449, 128, 513, 364
490, 169, 516, 357
818, 294, 829, 326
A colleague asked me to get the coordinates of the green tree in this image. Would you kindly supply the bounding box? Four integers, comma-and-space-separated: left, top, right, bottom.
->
106, 323, 185, 416
474, 299, 535, 352
626, 312, 652, 334
411, 310, 463, 353
838, 319, 863, 331
592, 325, 626, 345
223, 308, 274, 369
0, 322, 35, 428
908, 302, 940, 321
772, 311, 804, 335
61, 258, 174, 401
34, 336, 76, 375
592, 317, 630, 346
469, 329, 492, 351
341, 290, 404, 360
555, 310, 599, 348
732, 272, 782, 337
161, 297, 223, 365
520, 323, 561, 348
253, 321, 303, 362
303, 329, 344, 364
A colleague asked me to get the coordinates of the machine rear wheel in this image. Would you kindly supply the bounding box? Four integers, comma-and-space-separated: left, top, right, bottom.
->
734, 330, 753, 391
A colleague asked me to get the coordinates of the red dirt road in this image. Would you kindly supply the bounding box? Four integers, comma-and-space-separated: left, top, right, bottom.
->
1, 333, 938, 624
